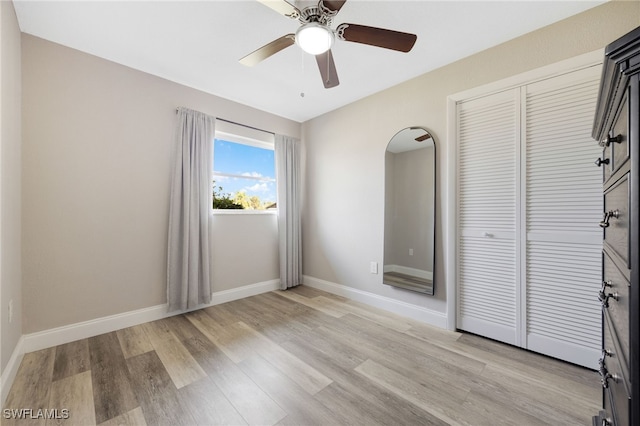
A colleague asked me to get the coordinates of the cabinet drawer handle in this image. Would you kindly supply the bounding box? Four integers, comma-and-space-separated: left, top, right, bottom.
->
600, 370, 612, 388
595, 157, 610, 167
599, 210, 619, 228
603, 134, 623, 147
598, 281, 618, 308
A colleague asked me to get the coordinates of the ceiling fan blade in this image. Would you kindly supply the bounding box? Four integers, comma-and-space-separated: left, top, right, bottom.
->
336, 23, 417, 52
315, 50, 339, 88
239, 34, 295, 67
256, 0, 300, 19
319, 0, 347, 14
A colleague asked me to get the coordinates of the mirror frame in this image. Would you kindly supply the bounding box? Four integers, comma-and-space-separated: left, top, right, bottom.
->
382, 126, 436, 295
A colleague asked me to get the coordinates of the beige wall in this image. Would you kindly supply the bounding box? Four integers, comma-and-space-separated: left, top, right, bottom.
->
301, 1, 640, 313
0, 0, 23, 375
21, 35, 300, 333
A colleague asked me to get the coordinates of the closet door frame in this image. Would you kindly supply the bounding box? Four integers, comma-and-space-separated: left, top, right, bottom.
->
444, 49, 603, 332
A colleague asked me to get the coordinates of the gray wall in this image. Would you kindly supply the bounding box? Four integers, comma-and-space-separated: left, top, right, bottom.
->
301, 1, 640, 313
0, 0, 23, 377
21, 35, 300, 334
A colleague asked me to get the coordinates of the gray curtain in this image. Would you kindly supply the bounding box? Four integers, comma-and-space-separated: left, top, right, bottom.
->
167, 107, 214, 311
275, 134, 302, 290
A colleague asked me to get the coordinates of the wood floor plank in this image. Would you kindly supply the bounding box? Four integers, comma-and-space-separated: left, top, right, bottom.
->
51, 339, 90, 382
314, 373, 448, 426
281, 330, 448, 426
177, 375, 247, 426
476, 363, 596, 425
202, 302, 242, 326
3, 348, 56, 426
457, 332, 597, 388
46, 370, 95, 426
141, 319, 207, 389
238, 354, 345, 425
97, 407, 146, 426
233, 321, 333, 394
116, 325, 153, 359
184, 310, 254, 363
275, 290, 346, 318
318, 315, 486, 383
125, 351, 196, 426
440, 336, 599, 405
162, 315, 202, 342
316, 296, 414, 332
88, 332, 138, 424
220, 296, 312, 344
182, 334, 287, 426
259, 291, 339, 331
354, 358, 469, 426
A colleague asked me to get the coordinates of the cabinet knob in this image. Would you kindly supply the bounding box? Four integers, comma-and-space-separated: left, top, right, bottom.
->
603, 134, 622, 147
594, 157, 610, 167
599, 210, 619, 228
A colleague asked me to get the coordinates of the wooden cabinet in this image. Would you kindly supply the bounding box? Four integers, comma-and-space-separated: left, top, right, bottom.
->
592, 25, 640, 426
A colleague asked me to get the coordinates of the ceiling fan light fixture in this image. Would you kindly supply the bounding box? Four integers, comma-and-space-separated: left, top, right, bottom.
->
296, 23, 334, 55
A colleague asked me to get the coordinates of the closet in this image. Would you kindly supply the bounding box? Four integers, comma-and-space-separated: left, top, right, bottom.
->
456, 65, 603, 368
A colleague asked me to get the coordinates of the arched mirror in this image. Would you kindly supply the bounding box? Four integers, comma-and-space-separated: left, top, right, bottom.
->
383, 127, 436, 295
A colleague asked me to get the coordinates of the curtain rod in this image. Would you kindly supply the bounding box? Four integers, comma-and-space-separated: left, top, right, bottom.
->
175, 108, 275, 136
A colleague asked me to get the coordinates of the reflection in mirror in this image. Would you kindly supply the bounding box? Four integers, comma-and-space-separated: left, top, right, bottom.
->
383, 127, 435, 295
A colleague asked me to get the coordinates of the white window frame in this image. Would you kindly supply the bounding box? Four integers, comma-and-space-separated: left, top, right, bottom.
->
212, 121, 277, 215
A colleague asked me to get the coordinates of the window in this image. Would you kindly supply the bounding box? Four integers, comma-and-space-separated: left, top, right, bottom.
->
212, 122, 276, 211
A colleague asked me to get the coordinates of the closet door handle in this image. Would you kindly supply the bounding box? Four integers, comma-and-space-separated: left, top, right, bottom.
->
594, 157, 609, 167
599, 210, 619, 228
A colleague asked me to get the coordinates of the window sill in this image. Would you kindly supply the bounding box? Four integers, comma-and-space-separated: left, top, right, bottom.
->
211, 210, 278, 215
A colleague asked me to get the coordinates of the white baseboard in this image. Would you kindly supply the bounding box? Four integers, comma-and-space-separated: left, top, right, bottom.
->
210, 279, 280, 305
21, 278, 280, 355
0, 336, 25, 407
383, 264, 433, 281
302, 275, 448, 329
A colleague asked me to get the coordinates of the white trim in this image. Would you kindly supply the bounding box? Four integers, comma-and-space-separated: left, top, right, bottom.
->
212, 209, 277, 215
527, 333, 599, 369
22, 279, 280, 354
444, 48, 604, 335
210, 279, 280, 305
303, 275, 448, 329
0, 336, 24, 407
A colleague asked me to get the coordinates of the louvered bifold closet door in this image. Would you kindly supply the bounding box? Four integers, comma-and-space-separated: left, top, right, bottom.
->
457, 89, 519, 345
524, 66, 603, 368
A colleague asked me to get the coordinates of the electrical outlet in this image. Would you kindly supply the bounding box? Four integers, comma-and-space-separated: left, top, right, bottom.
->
370, 261, 378, 274
8, 299, 13, 323
409, 248, 414, 256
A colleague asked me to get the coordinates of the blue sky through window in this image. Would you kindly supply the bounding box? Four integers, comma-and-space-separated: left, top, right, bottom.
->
213, 139, 276, 204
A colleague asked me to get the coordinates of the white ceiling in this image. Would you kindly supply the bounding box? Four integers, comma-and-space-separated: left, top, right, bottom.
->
13, 0, 607, 122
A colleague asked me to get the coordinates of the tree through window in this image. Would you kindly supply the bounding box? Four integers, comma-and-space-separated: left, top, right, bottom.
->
212, 135, 276, 210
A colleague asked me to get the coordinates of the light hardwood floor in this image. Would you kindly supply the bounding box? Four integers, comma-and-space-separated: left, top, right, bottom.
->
2, 286, 599, 425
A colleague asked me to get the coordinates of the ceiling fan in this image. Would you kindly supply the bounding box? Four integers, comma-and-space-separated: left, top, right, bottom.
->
239, 0, 418, 89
